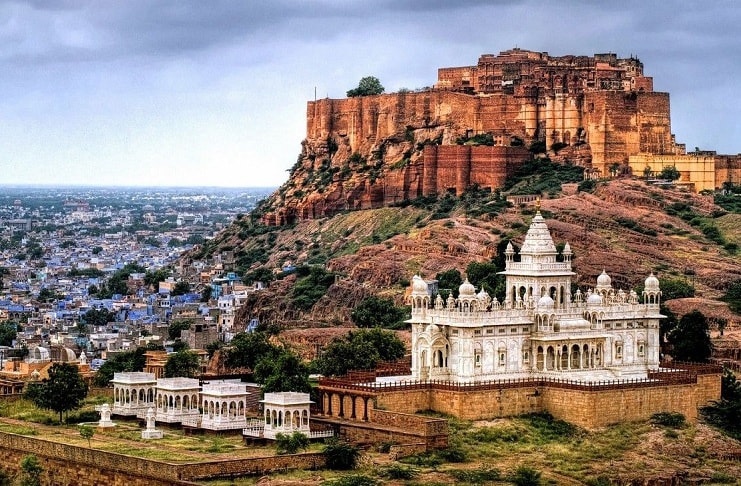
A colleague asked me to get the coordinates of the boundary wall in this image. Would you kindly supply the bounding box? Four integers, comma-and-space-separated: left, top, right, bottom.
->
0, 431, 325, 485
318, 364, 721, 429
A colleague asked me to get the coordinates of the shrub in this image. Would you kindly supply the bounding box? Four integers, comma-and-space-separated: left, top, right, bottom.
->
323, 439, 361, 470
650, 411, 686, 428
509, 465, 542, 486
324, 475, 379, 486
381, 464, 419, 480
448, 466, 501, 483
275, 431, 309, 454
436, 445, 467, 463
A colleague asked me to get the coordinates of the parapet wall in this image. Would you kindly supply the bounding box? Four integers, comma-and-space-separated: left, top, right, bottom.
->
0, 431, 325, 485
322, 365, 721, 430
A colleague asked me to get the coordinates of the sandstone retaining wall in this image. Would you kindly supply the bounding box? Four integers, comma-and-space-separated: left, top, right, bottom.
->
0, 431, 325, 485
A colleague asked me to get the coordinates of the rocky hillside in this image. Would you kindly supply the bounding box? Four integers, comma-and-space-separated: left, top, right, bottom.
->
189, 176, 741, 331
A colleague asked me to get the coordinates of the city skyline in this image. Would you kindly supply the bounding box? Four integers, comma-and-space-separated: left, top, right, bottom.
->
0, 1, 739, 188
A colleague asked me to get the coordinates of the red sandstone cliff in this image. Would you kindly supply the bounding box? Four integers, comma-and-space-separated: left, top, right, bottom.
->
263, 50, 679, 225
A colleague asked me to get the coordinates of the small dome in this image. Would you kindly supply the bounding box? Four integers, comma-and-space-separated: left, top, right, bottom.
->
411, 275, 428, 294
587, 291, 603, 305
459, 278, 476, 297
477, 288, 490, 299
644, 272, 660, 291
537, 294, 555, 308
562, 242, 572, 255
597, 270, 611, 287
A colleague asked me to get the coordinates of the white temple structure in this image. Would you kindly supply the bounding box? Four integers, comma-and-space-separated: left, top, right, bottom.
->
243, 392, 333, 440
409, 210, 663, 383
154, 377, 201, 424
111, 372, 157, 418
197, 381, 249, 431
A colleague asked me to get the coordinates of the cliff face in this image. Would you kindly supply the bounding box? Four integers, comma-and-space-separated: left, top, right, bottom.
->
262, 88, 672, 225
260, 49, 684, 226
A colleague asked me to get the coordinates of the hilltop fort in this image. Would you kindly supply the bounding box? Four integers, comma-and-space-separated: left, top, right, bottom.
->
262, 48, 740, 225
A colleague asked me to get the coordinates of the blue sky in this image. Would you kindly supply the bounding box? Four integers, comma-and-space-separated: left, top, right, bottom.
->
0, 0, 739, 187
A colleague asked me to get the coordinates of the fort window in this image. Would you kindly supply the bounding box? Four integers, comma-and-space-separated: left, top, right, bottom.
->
615, 343, 623, 359
510, 327, 518, 333
523, 351, 530, 363
486, 329, 494, 334
474, 329, 482, 336
498, 350, 506, 366
498, 328, 506, 334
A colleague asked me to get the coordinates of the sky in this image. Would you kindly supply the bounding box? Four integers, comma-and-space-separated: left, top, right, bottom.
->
0, 1, 739, 188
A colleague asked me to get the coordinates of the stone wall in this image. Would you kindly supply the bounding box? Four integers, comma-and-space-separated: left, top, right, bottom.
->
0, 431, 325, 485
368, 373, 721, 429
422, 145, 529, 196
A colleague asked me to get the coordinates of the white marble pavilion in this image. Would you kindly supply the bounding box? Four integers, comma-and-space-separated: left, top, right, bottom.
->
198, 381, 249, 431
111, 372, 157, 417
243, 392, 333, 440
154, 377, 201, 424
409, 210, 663, 383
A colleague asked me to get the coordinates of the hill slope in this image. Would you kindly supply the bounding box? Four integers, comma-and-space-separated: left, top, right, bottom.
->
190, 178, 741, 330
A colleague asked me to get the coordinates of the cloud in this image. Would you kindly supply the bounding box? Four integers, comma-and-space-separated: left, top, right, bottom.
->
0, 1, 739, 187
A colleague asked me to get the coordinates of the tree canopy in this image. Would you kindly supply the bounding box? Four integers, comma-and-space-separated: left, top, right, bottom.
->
0, 321, 18, 347
24, 362, 88, 423
351, 296, 408, 329
346, 76, 384, 97
254, 350, 311, 394
668, 309, 713, 362
92, 346, 155, 387
436, 269, 462, 299
225, 331, 280, 370
314, 328, 405, 377
164, 349, 201, 378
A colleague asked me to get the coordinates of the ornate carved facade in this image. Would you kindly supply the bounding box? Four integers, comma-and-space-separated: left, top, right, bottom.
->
409, 211, 663, 382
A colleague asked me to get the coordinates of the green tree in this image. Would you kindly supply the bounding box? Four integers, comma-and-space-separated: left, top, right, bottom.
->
351, 296, 408, 329
669, 309, 713, 362
200, 285, 213, 303
466, 261, 500, 294
346, 76, 384, 97
164, 349, 201, 378
19, 454, 43, 486
254, 350, 311, 394
82, 308, 116, 327
0, 322, 17, 347
315, 328, 405, 377
436, 269, 462, 299
37, 287, 60, 302
79, 424, 95, 447
168, 319, 193, 340
170, 280, 190, 296
225, 331, 280, 370
275, 431, 310, 455
24, 363, 88, 423
144, 268, 169, 289
658, 277, 695, 301
291, 266, 335, 311
659, 165, 681, 181
92, 347, 150, 387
